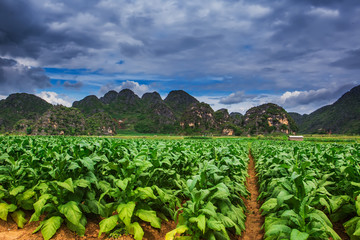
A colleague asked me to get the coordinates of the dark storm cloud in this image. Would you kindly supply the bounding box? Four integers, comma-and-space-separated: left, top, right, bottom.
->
0, 0, 109, 62
119, 43, 144, 58
0, 57, 51, 95
330, 49, 360, 70
0, 0, 46, 58
268, 0, 359, 47
0, 58, 16, 67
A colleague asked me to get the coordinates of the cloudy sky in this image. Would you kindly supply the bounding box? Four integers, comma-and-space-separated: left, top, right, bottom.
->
1, 0, 359, 114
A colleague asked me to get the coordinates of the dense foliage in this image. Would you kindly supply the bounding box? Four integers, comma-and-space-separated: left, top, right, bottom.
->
0, 90, 300, 136
252, 141, 360, 240
0, 136, 249, 240
0, 93, 52, 132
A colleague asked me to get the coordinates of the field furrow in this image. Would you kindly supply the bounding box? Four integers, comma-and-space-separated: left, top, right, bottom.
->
240, 152, 264, 240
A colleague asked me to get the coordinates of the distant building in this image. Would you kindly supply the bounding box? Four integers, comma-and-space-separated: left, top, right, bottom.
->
288, 136, 303, 141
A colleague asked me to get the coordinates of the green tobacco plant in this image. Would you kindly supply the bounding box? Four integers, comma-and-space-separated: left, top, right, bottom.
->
167, 183, 246, 240
0, 136, 251, 240
253, 141, 349, 240
343, 195, 360, 239
30, 178, 88, 239
96, 145, 179, 239
166, 156, 248, 240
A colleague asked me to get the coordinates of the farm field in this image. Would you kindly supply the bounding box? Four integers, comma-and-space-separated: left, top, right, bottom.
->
252, 141, 360, 240
0, 136, 359, 240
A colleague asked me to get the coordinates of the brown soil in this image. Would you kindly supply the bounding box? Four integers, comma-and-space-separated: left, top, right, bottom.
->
332, 221, 349, 240
0, 212, 176, 240
239, 153, 264, 240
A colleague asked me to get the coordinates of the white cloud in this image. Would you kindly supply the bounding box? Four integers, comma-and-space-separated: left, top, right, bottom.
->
280, 88, 335, 107
0, 95, 7, 100
273, 84, 356, 113
197, 84, 354, 115
36, 91, 72, 107
307, 7, 339, 18
98, 80, 153, 97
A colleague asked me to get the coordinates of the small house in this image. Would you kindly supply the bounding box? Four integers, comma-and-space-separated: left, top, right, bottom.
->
288, 135, 303, 141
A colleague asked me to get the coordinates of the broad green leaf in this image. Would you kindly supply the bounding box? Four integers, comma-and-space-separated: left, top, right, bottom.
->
290, 229, 309, 240
356, 195, 360, 216
115, 178, 129, 191
281, 210, 301, 227
228, 206, 246, 230
165, 225, 189, 240
135, 187, 157, 200
211, 185, 230, 200
194, 214, 206, 234
319, 198, 331, 214
10, 186, 25, 196
30, 194, 52, 222
265, 224, 291, 238
309, 210, 332, 227
199, 202, 217, 217
56, 178, 74, 193
8, 204, 17, 212
11, 210, 27, 228
177, 237, 192, 240
354, 221, 360, 236
98, 181, 111, 192
40, 216, 63, 240
129, 222, 144, 240
260, 198, 277, 213
98, 215, 118, 237
67, 162, 80, 170
277, 190, 293, 206
80, 157, 95, 171
0, 186, 5, 199
135, 209, 161, 228
58, 201, 82, 225
20, 189, 36, 201
207, 217, 225, 231
0, 202, 9, 221
344, 216, 360, 232
86, 199, 106, 217
74, 179, 91, 188
329, 195, 351, 213
218, 213, 238, 234
37, 182, 49, 193
117, 201, 136, 227
65, 215, 86, 236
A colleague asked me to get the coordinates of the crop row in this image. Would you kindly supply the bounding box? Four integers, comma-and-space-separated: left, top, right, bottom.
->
0, 136, 249, 240
252, 141, 360, 240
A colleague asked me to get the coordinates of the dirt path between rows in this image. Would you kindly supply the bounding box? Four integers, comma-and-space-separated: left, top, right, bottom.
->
239, 152, 264, 240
